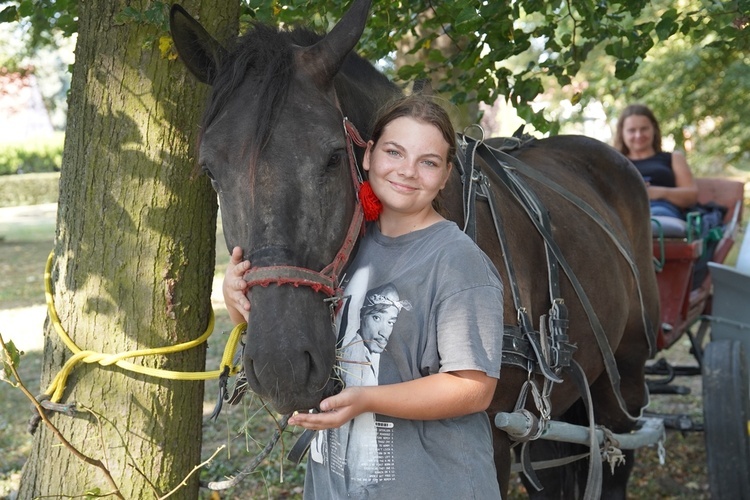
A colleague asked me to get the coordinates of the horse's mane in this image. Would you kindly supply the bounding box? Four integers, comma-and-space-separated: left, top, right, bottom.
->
200, 23, 296, 156
200, 22, 394, 158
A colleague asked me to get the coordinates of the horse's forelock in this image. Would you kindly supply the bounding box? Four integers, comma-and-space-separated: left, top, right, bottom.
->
199, 24, 324, 159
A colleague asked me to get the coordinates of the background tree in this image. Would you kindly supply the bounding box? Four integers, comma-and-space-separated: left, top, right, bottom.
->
248, 0, 749, 171
17, 1, 239, 497
545, 0, 750, 174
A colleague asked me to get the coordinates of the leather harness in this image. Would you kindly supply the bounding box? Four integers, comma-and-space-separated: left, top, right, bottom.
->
455, 130, 655, 498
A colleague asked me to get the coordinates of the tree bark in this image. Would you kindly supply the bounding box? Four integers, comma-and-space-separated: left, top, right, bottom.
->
19, 1, 239, 498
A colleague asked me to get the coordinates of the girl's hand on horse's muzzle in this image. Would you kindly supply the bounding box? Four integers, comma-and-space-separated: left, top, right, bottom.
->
224, 246, 252, 324
289, 387, 368, 430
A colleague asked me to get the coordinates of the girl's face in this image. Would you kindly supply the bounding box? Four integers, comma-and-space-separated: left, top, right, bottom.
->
622, 114, 655, 157
363, 116, 451, 218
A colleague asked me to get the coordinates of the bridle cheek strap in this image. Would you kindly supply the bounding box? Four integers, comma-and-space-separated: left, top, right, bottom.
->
243, 118, 366, 299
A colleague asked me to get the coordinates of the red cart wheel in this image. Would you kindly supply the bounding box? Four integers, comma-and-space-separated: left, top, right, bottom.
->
702, 339, 750, 499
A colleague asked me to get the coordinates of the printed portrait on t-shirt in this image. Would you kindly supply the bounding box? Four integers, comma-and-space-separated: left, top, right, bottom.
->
309, 268, 411, 492
340, 280, 412, 385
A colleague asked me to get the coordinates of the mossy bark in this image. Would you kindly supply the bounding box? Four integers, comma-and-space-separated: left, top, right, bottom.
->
19, 1, 239, 498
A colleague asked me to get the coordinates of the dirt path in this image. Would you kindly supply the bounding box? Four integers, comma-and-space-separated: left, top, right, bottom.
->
0, 204, 57, 352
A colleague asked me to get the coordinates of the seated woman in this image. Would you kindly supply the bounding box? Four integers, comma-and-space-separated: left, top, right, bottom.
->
614, 104, 698, 220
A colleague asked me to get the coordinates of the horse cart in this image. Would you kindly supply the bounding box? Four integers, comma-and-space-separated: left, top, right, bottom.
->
644, 177, 750, 498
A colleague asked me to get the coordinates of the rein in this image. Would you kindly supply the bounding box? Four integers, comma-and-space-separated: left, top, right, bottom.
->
241, 118, 366, 301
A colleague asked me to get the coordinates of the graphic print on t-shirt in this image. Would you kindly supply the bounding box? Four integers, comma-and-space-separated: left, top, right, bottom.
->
309, 266, 411, 492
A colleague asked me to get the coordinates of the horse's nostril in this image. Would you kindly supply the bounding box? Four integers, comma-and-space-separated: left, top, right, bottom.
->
303, 350, 315, 381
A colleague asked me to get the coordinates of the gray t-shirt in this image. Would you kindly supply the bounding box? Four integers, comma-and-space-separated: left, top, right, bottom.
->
304, 220, 504, 499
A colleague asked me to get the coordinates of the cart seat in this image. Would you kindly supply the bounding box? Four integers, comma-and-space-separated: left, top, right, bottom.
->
651, 216, 687, 238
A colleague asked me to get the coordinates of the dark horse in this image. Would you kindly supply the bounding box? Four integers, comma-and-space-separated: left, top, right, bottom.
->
171, 1, 659, 497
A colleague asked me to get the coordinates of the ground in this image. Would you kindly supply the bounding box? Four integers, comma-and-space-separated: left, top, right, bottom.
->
0, 204, 714, 499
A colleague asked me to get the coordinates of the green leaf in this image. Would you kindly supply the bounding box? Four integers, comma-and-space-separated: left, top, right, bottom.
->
396, 62, 426, 82
455, 6, 477, 27
655, 13, 678, 40
17, 0, 33, 18
2, 339, 22, 382
0, 6, 18, 23
614, 58, 639, 80
604, 40, 623, 58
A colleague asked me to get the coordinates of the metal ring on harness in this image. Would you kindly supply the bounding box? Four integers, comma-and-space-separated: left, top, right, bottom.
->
462, 123, 486, 143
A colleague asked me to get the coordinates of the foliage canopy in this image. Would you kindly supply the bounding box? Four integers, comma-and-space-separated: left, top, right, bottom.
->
2, 0, 749, 170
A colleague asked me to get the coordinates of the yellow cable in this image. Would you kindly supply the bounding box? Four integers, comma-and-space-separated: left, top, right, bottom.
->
43, 251, 245, 402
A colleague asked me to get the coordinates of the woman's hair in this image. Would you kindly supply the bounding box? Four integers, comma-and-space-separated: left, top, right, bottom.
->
370, 94, 457, 167
369, 94, 456, 214
614, 104, 662, 155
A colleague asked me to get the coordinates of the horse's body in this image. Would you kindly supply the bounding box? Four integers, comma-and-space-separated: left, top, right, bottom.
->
171, 1, 659, 497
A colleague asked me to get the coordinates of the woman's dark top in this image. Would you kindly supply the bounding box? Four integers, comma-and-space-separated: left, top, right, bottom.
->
631, 152, 675, 187
632, 152, 683, 219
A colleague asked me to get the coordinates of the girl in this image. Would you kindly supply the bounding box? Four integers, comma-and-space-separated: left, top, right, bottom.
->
223, 95, 504, 498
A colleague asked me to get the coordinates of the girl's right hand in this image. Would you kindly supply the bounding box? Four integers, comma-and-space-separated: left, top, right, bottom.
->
223, 246, 251, 324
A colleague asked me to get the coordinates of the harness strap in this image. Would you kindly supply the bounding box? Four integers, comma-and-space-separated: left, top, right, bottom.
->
455, 136, 481, 239
473, 156, 565, 383
564, 360, 603, 500
244, 266, 338, 296
478, 143, 656, 358
472, 141, 644, 421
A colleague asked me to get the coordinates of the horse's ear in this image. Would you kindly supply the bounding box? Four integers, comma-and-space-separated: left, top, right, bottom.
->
298, 0, 372, 85
170, 4, 227, 85
412, 79, 433, 96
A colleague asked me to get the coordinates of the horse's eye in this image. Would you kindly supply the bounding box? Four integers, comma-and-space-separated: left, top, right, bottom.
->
201, 165, 220, 192
327, 150, 346, 169
201, 165, 216, 181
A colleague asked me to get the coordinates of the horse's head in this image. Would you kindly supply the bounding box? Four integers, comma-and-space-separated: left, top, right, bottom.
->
170, 0, 374, 413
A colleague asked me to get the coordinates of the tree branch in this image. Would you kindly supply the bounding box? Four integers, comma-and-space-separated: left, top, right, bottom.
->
0, 333, 125, 499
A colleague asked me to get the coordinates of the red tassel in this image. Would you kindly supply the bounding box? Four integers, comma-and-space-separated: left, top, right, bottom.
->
358, 181, 383, 221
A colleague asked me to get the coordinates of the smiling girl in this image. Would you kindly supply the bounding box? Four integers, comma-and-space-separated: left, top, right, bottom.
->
224, 95, 504, 498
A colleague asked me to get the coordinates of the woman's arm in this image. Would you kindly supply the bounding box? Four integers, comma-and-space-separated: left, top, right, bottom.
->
223, 246, 251, 324
288, 370, 497, 430
647, 151, 699, 208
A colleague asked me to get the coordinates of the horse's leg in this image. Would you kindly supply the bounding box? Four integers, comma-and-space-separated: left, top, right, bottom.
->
520, 440, 581, 500
588, 334, 650, 500
600, 449, 635, 500
492, 426, 512, 499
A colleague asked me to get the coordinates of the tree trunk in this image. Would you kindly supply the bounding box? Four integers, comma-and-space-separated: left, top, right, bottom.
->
19, 1, 239, 498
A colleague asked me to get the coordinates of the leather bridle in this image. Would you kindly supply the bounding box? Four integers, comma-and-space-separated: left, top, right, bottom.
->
242, 118, 367, 303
